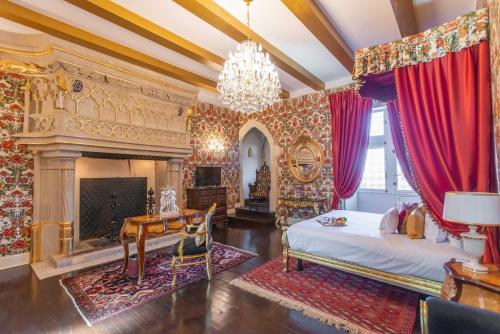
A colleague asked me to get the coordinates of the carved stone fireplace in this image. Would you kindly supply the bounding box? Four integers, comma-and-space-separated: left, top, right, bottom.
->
8, 42, 197, 261
79, 177, 147, 241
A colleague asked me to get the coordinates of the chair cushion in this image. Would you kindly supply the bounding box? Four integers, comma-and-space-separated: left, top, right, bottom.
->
426, 297, 500, 334
171, 237, 207, 256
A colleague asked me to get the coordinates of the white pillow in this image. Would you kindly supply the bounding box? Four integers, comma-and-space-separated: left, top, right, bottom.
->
424, 213, 448, 243
379, 207, 399, 234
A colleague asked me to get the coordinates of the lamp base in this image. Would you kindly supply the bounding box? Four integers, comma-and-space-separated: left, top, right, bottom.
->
461, 226, 488, 273
462, 257, 489, 273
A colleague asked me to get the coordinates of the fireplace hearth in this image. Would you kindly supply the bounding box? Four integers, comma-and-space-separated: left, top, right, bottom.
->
79, 177, 147, 241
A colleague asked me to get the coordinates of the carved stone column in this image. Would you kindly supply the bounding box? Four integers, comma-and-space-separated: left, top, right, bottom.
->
37, 155, 78, 259
167, 158, 184, 208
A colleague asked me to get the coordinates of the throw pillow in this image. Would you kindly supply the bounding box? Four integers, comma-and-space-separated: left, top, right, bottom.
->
424, 213, 448, 243
379, 207, 399, 234
397, 202, 418, 234
396, 202, 410, 232
406, 206, 426, 239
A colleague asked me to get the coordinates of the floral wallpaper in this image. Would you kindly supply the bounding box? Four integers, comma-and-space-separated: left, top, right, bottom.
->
182, 87, 352, 212
0, 71, 33, 256
240, 91, 335, 204
353, 8, 489, 84
488, 0, 500, 178
182, 102, 240, 209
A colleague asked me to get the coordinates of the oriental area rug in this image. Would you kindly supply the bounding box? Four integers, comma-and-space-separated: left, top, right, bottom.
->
231, 257, 419, 334
61, 242, 256, 326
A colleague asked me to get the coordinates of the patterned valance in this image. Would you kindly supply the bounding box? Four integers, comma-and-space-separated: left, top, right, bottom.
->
352, 8, 489, 83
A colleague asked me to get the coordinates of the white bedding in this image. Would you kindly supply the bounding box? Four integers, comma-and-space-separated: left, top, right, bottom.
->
286, 210, 468, 282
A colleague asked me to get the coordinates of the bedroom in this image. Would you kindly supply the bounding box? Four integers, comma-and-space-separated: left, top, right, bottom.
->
0, 0, 499, 333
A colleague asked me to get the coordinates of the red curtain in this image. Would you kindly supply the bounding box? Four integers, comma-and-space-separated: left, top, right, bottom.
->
394, 41, 499, 263
329, 89, 372, 209
387, 100, 417, 191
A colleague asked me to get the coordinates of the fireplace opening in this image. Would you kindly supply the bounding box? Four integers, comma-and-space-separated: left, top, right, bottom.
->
79, 177, 147, 241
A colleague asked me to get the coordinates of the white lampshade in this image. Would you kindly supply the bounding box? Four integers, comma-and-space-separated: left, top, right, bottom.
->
443, 192, 500, 226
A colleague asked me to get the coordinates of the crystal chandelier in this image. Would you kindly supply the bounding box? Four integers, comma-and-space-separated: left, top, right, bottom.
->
217, 0, 282, 113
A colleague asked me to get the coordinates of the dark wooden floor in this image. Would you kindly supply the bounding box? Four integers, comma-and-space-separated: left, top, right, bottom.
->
0, 221, 344, 334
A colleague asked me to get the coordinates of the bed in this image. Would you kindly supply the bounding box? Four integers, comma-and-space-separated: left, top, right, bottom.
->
282, 210, 469, 296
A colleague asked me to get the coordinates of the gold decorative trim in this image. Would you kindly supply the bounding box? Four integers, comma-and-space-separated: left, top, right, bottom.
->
0, 58, 44, 74
0, 45, 197, 95
0, 46, 54, 57
288, 134, 324, 183
286, 245, 442, 296
59, 221, 74, 255
420, 300, 429, 334
31, 221, 67, 263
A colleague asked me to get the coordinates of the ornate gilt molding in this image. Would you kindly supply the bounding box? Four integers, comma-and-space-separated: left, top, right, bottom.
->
0, 58, 44, 75
0, 45, 198, 97
286, 246, 442, 296
64, 115, 189, 146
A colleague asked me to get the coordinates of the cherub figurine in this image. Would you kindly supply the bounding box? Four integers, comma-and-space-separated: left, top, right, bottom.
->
159, 185, 179, 217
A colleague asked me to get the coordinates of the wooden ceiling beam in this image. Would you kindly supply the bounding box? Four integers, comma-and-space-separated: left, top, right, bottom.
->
389, 0, 419, 37
0, 1, 217, 91
173, 0, 324, 91
281, 0, 354, 72
64, 0, 225, 71
63, 0, 289, 99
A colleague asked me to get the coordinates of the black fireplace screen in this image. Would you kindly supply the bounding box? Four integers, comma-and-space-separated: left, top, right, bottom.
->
79, 177, 147, 241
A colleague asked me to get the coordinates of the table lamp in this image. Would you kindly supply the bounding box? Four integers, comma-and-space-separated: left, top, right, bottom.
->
443, 192, 500, 272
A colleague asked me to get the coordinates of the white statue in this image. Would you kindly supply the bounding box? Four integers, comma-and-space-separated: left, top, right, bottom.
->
159, 185, 179, 217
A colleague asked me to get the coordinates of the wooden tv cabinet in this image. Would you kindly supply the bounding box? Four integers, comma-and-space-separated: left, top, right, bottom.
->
186, 186, 228, 225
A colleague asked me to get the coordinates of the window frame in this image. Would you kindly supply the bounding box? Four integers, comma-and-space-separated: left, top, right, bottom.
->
358, 104, 416, 194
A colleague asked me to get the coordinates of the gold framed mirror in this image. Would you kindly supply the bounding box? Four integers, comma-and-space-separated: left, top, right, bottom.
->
288, 135, 324, 183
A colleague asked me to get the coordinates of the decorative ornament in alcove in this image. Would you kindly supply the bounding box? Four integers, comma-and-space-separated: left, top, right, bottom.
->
72, 79, 83, 93
248, 146, 253, 157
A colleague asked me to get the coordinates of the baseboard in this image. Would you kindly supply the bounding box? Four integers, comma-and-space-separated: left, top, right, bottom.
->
0, 252, 30, 270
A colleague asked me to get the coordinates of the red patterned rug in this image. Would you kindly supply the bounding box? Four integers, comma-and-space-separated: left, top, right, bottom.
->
61, 242, 256, 326
231, 257, 419, 334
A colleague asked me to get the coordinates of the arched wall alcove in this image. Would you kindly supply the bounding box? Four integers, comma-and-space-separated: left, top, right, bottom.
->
239, 120, 278, 211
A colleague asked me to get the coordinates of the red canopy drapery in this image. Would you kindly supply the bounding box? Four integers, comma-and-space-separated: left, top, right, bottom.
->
352, 8, 499, 264
329, 90, 372, 209
394, 40, 498, 263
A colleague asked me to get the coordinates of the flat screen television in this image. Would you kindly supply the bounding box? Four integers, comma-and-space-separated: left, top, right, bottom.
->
195, 166, 221, 187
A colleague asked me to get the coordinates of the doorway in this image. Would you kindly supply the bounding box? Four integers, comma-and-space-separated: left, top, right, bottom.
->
239, 120, 278, 211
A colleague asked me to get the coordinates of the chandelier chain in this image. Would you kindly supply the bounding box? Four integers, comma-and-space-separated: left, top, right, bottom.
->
246, 1, 250, 27
217, 0, 282, 113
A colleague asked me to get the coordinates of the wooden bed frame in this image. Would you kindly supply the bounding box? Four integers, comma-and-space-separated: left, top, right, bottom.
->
281, 229, 443, 296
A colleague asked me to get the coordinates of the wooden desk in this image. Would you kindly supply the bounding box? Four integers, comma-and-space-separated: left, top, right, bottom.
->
120, 209, 203, 284
441, 259, 500, 312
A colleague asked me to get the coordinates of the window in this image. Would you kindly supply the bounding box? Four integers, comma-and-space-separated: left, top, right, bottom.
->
396, 162, 412, 191
360, 147, 385, 189
369, 111, 384, 137
359, 104, 415, 193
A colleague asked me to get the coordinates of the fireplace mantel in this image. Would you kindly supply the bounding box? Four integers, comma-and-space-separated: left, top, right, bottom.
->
14, 60, 194, 159
0, 32, 198, 261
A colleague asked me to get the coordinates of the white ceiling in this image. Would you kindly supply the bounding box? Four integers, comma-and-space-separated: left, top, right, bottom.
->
414, 0, 476, 31
2, 0, 478, 103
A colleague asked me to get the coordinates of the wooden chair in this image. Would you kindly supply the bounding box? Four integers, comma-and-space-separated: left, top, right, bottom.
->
171, 203, 217, 286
